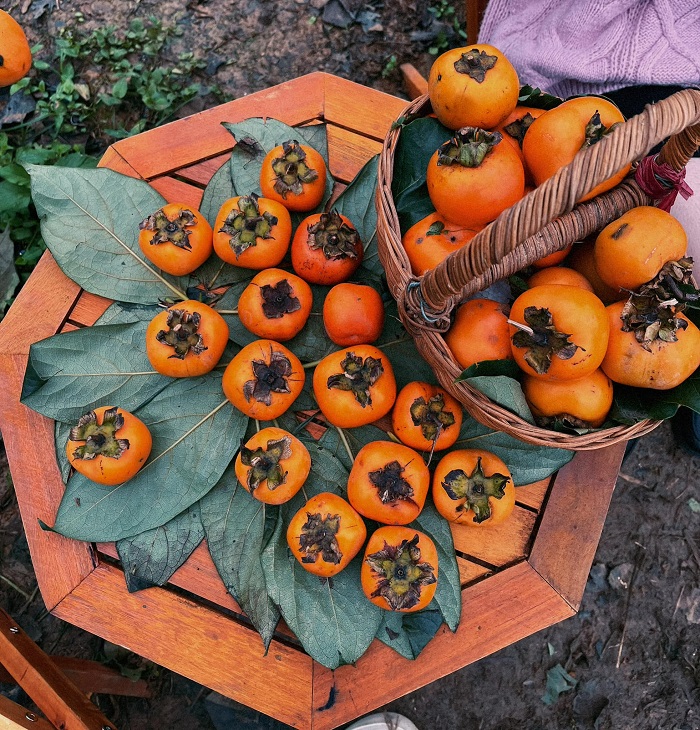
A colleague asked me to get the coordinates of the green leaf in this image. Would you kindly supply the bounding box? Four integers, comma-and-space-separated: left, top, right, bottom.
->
377, 606, 444, 660
541, 663, 578, 705
0, 227, 19, 311
465, 375, 535, 424
26, 165, 187, 304
94, 301, 162, 326
200, 472, 281, 649
0, 180, 31, 215
21, 321, 171, 424
200, 157, 235, 228
116, 504, 205, 592
518, 85, 563, 110
455, 359, 522, 380
49, 374, 246, 542
261, 444, 383, 669
454, 416, 574, 485
611, 370, 700, 424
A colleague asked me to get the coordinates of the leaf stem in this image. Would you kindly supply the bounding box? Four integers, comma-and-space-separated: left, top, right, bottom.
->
216, 309, 238, 315
335, 426, 355, 464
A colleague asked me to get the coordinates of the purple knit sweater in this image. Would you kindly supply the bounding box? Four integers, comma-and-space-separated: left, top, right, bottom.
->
477, 0, 700, 98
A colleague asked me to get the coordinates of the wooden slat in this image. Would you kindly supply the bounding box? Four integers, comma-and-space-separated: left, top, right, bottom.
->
529, 444, 625, 610
399, 63, 428, 100
0, 696, 54, 730
310, 561, 572, 730
109, 73, 327, 180
326, 124, 384, 184
53, 563, 313, 729
515, 476, 550, 510
0, 607, 115, 730
450, 505, 537, 567
175, 152, 231, 187
96, 147, 143, 178
148, 176, 204, 208
457, 556, 491, 586
66, 291, 112, 328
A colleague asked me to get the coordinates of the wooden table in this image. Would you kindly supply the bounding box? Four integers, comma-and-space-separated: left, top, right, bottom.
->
0, 72, 625, 729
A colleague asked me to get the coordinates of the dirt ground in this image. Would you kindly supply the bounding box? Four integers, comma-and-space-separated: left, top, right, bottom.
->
2, 1, 700, 729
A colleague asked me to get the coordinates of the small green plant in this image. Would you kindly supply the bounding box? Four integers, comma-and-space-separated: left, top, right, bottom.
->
428, 0, 467, 55
382, 55, 399, 79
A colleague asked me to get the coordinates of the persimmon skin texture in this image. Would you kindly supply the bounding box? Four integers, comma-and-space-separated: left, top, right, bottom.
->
237, 268, 312, 342
444, 298, 513, 372
66, 406, 152, 486
213, 196, 292, 269
138, 203, 213, 277
223, 339, 305, 420
522, 368, 613, 428
391, 381, 463, 452
361, 526, 438, 612
432, 449, 515, 527
347, 441, 430, 525
426, 138, 525, 228
567, 239, 626, 304
0, 10, 32, 87
428, 44, 519, 130
401, 212, 481, 276
523, 96, 630, 201
313, 344, 397, 428
260, 144, 326, 212
594, 206, 688, 292
287, 492, 367, 577
323, 283, 385, 346
145, 300, 229, 378
601, 301, 700, 390
234, 426, 311, 505
509, 284, 609, 381
527, 266, 595, 292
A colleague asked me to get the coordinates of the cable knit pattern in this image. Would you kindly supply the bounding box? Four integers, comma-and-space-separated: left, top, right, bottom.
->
478, 0, 700, 98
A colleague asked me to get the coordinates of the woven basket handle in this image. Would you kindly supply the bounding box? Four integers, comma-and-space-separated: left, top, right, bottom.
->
408, 88, 700, 327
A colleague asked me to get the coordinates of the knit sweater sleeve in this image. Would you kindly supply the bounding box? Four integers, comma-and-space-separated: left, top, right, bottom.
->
477, 0, 700, 98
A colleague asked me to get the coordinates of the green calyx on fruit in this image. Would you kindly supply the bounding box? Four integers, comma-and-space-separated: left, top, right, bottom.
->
453, 48, 497, 83
510, 306, 580, 374
307, 210, 361, 260
436, 128, 502, 168
140, 207, 196, 250
243, 347, 293, 405
365, 534, 436, 611
271, 140, 319, 199
369, 461, 417, 505
410, 393, 456, 443
220, 193, 278, 257
326, 352, 384, 407
260, 279, 301, 319
69, 407, 129, 461
240, 435, 292, 491
582, 111, 621, 149
442, 457, 510, 523
155, 308, 207, 360
298, 511, 342, 565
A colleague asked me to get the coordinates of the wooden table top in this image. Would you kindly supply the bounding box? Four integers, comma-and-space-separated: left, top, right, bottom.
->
0, 72, 625, 730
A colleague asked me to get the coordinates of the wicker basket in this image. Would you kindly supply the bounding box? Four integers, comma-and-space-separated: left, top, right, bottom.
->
376, 89, 700, 450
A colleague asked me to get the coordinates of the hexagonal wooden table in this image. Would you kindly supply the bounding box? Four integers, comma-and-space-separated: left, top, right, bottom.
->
0, 72, 625, 730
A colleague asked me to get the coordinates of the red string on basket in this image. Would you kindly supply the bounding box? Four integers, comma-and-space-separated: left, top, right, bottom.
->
635, 154, 694, 211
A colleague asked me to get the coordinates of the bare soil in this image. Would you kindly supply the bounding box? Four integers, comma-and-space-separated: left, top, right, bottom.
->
2, 1, 700, 729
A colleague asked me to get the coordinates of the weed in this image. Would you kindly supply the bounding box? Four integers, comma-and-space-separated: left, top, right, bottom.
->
427, 0, 466, 55
382, 55, 398, 78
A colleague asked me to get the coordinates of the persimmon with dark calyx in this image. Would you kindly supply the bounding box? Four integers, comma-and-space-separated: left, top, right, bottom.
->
522, 96, 629, 202
401, 212, 481, 276
322, 282, 385, 346
213, 194, 292, 269
601, 297, 700, 390
428, 44, 519, 130
223, 339, 305, 420
432, 449, 515, 526
260, 140, 326, 212
291, 210, 363, 285
138, 203, 213, 277
347, 441, 430, 525
146, 300, 229, 378
361, 526, 438, 612
312, 344, 397, 429
286, 492, 367, 577
509, 284, 609, 381
527, 265, 594, 292
567, 238, 625, 304
66, 406, 152, 486
494, 105, 547, 184
234, 426, 310, 505
522, 368, 613, 429
444, 298, 513, 372
426, 127, 525, 229
593, 206, 688, 293
0, 10, 32, 87
391, 381, 463, 453
237, 268, 312, 342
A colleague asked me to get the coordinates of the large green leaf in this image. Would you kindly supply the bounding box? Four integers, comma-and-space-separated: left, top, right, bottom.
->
116, 504, 205, 592
261, 444, 383, 669
48, 374, 247, 542
465, 375, 535, 424
200, 156, 235, 227
0, 226, 19, 311
94, 301, 162, 326
21, 321, 171, 424
26, 165, 187, 304
376, 605, 444, 660
200, 471, 281, 649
